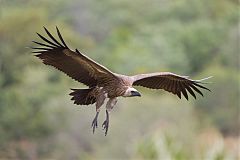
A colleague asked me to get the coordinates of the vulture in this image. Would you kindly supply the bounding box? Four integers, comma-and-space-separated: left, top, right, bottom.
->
32, 27, 211, 136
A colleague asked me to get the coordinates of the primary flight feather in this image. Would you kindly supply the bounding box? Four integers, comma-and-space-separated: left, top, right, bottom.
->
32, 27, 211, 136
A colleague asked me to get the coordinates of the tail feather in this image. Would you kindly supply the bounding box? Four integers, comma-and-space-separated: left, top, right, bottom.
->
69, 88, 96, 105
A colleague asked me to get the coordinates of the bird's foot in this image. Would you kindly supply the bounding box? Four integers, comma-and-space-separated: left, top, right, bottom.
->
102, 110, 109, 136
102, 120, 109, 136
91, 112, 99, 134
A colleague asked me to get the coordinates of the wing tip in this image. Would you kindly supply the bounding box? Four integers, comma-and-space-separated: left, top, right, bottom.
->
195, 76, 213, 84
32, 26, 71, 54
55, 26, 68, 48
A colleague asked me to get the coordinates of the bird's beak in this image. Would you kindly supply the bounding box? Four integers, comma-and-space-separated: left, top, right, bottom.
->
131, 91, 141, 97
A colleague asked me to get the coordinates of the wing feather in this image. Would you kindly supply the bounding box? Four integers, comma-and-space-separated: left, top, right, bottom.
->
56, 26, 68, 48
172, 80, 177, 94
179, 82, 188, 100
189, 83, 204, 97
36, 32, 59, 47
43, 27, 64, 47
32, 27, 117, 87
184, 83, 196, 99
32, 41, 56, 49
169, 80, 175, 93
132, 72, 211, 100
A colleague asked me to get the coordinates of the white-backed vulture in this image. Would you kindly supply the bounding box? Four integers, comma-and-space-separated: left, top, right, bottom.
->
32, 27, 211, 136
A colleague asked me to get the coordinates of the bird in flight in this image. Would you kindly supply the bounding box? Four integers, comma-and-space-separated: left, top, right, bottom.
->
32, 27, 211, 136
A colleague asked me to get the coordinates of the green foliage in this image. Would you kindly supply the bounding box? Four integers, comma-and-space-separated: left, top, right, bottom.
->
196, 65, 240, 136
0, 0, 78, 158
136, 138, 158, 160
0, 0, 239, 159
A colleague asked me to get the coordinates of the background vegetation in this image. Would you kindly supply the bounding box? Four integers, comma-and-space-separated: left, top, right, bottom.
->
0, 0, 239, 159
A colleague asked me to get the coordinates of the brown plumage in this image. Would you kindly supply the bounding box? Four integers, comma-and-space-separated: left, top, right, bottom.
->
32, 27, 212, 135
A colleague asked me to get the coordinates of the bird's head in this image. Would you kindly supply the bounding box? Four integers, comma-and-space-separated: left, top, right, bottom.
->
123, 87, 141, 97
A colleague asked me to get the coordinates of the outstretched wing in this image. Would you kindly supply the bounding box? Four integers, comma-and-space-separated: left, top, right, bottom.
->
32, 27, 117, 87
132, 72, 211, 100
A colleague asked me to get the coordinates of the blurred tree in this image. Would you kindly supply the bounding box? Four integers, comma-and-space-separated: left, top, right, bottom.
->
196, 65, 240, 136
0, 0, 239, 159
0, 0, 88, 158
72, 0, 238, 75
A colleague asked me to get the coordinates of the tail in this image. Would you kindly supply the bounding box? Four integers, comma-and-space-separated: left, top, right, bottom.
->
69, 88, 96, 105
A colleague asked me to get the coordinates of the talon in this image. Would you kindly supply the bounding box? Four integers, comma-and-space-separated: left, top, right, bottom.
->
102, 120, 108, 135
92, 118, 98, 128
102, 121, 107, 129
92, 119, 97, 133
91, 112, 99, 134
102, 110, 109, 136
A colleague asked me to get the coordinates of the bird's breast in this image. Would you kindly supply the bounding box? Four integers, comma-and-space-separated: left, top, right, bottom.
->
102, 83, 130, 98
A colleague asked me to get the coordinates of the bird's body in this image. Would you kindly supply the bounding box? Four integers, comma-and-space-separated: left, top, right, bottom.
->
32, 27, 211, 135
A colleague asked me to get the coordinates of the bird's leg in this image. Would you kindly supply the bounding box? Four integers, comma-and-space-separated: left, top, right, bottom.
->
102, 98, 118, 136
91, 90, 106, 134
